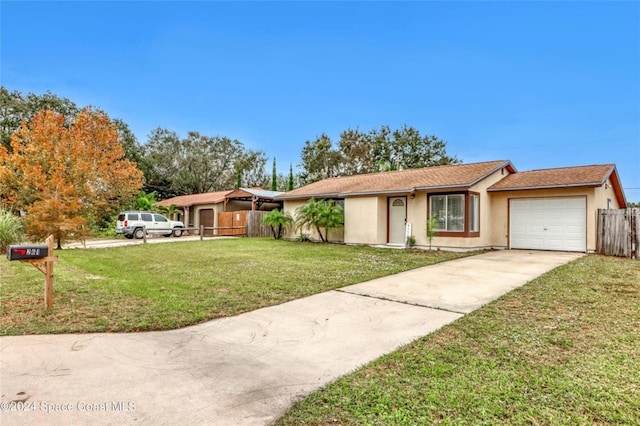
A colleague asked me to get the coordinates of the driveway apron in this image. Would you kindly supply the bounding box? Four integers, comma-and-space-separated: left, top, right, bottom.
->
0, 250, 582, 425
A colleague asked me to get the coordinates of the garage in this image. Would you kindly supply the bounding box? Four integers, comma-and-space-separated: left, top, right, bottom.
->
510, 197, 586, 252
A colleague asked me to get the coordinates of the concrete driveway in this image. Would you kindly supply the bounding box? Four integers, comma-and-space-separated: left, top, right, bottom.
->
0, 250, 582, 425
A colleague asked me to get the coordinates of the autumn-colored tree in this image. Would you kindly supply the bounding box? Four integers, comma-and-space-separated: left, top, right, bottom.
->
0, 108, 143, 248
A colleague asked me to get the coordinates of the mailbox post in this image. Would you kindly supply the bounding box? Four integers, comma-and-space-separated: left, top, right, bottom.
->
7, 235, 57, 308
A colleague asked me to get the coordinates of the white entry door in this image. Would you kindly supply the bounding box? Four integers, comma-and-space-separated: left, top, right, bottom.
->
389, 197, 407, 245
510, 197, 586, 252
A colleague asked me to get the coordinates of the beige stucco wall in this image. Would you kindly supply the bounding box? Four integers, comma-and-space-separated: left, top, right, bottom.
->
282, 200, 304, 239
593, 178, 622, 210
344, 196, 387, 244
489, 187, 602, 252
412, 167, 512, 250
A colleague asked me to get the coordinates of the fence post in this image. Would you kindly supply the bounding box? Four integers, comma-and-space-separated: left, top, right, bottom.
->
143, 226, 147, 244
200, 225, 204, 241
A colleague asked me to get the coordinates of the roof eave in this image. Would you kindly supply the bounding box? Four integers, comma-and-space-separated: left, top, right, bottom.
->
278, 184, 474, 200
487, 182, 603, 192
276, 192, 342, 201
603, 166, 627, 208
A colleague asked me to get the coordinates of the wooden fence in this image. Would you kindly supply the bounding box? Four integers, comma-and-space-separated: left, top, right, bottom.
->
246, 211, 272, 238
218, 210, 272, 238
596, 208, 639, 259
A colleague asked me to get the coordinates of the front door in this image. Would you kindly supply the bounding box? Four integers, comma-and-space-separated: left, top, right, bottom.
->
388, 197, 407, 245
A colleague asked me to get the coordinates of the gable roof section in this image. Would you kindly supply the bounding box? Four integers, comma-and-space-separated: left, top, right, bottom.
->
278, 160, 515, 200
156, 190, 232, 208
488, 164, 626, 207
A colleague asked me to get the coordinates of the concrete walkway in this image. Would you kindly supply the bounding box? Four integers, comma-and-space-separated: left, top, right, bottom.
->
0, 250, 582, 425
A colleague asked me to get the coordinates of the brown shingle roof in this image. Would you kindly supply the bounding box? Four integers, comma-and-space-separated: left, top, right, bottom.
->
488, 164, 615, 191
279, 160, 513, 199
156, 190, 232, 207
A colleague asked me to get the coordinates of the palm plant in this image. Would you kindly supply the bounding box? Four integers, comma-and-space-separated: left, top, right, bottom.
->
295, 198, 344, 243
156, 203, 182, 220
426, 216, 439, 250
261, 209, 293, 240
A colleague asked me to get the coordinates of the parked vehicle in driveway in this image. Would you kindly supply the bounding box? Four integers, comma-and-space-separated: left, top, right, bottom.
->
116, 212, 185, 239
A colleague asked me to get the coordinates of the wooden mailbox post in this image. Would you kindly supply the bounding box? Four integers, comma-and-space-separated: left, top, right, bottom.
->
6, 235, 58, 308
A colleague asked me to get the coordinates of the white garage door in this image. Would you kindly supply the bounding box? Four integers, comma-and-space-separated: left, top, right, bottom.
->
510, 197, 586, 252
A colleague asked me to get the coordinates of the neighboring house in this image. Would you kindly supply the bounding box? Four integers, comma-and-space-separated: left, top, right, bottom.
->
156, 188, 283, 231
277, 160, 626, 253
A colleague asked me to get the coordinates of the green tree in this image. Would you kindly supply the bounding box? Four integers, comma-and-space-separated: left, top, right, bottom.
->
288, 163, 294, 191
0, 87, 80, 151
388, 125, 459, 169
339, 127, 375, 175
135, 191, 158, 211
298, 125, 459, 182
299, 134, 343, 184
261, 208, 293, 239
236, 170, 242, 189
295, 198, 344, 243
113, 118, 143, 166
271, 158, 277, 191
235, 149, 269, 188
142, 128, 267, 196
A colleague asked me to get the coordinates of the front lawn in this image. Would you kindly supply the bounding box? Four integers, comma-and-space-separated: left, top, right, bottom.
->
0, 238, 472, 335
276, 255, 640, 425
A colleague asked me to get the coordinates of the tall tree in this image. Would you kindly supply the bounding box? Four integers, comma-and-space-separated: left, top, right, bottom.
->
271, 158, 277, 191
0, 108, 143, 248
113, 118, 143, 166
299, 134, 343, 184
1, 87, 80, 151
235, 149, 269, 189
142, 127, 268, 196
388, 124, 459, 169
140, 127, 182, 198
288, 163, 294, 191
297, 125, 459, 182
338, 127, 375, 175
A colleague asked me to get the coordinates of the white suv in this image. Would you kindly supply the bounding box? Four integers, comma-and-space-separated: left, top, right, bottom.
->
116, 211, 185, 239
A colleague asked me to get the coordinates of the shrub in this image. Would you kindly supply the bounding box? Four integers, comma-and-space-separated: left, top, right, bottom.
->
0, 209, 25, 253
296, 233, 311, 242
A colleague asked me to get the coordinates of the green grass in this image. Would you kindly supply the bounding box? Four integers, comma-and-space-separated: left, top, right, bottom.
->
0, 238, 472, 335
276, 255, 640, 425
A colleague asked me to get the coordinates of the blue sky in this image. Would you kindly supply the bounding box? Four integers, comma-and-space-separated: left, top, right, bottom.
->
2, 1, 639, 201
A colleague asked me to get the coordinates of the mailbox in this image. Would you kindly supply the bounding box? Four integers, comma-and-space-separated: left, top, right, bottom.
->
7, 245, 49, 261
